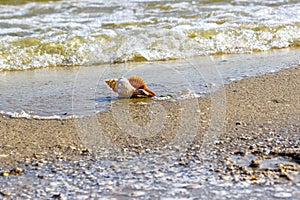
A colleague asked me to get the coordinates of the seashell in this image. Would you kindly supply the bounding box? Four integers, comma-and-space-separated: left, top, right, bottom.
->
105, 76, 156, 98
105, 79, 118, 92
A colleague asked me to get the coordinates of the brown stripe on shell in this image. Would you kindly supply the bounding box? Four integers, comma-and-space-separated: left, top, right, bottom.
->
128, 76, 146, 89
128, 76, 156, 97
105, 79, 117, 91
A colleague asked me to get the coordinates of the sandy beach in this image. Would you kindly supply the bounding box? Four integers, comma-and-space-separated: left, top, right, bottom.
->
0, 65, 299, 198
1, 64, 299, 168
1, 1, 300, 198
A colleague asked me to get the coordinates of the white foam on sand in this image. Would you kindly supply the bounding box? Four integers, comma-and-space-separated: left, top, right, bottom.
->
0, 110, 77, 120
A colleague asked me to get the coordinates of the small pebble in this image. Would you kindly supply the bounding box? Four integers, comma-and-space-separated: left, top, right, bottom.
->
249, 159, 260, 168
272, 192, 292, 198
181, 184, 201, 189
0, 191, 10, 196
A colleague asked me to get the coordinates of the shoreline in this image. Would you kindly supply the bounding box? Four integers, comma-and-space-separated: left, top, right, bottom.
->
0, 65, 299, 183
1, 47, 300, 119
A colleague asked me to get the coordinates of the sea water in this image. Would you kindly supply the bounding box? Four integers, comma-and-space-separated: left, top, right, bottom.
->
0, 0, 299, 117
1, 0, 299, 71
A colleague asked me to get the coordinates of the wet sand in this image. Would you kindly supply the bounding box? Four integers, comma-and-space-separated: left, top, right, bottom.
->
0, 65, 299, 191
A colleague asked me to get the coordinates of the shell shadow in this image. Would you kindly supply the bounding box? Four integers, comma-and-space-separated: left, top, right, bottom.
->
91, 96, 118, 103
92, 96, 154, 104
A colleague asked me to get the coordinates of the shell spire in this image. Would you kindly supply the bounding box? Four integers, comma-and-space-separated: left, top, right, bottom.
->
105, 79, 118, 92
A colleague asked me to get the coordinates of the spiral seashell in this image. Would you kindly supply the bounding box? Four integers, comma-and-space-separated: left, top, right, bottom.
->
105, 76, 156, 98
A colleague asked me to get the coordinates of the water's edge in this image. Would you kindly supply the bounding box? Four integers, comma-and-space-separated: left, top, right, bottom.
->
0, 48, 299, 119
